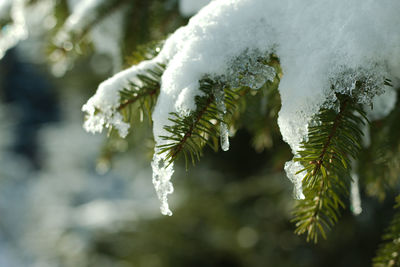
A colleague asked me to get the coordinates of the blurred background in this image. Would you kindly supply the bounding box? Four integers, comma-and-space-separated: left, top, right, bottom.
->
0, 0, 397, 266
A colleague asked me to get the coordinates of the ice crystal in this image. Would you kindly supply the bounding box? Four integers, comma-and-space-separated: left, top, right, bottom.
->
214, 85, 230, 151
225, 50, 276, 90
151, 154, 174, 216
284, 160, 305, 200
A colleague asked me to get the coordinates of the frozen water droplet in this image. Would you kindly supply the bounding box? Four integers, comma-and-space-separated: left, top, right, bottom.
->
284, 160, 305, 199
214, 84, 230, 151
220, 122, 230, 151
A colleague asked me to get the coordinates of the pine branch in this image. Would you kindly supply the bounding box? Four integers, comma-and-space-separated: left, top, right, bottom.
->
81, 40, 165, 149
115, 41, 165, 125
157, 78, 240, 167
373, 195, 400, 267
292, 93, 368, 243
156, 53, 280, 168
118, 63, 164, 122
127, 40, 165, 65
93, 61, 164, 166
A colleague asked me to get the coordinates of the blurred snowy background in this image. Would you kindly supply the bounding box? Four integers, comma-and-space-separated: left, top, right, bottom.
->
0, 45, 162, 266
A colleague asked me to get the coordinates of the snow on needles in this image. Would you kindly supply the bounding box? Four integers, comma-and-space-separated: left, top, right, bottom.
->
83, 0, 400, 214
82, 60, 160, 138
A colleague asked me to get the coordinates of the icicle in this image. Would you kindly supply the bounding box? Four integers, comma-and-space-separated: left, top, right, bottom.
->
284, 160, 305, 200
226, 50, 276, 90
220, 122, 230, 152
151, 154, 174, 216
350, 172, 362, 215
213, 85, 230, 151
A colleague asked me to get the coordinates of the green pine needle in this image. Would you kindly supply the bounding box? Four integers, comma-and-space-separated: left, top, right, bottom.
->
373, 195, 400, 267
292, 93, 368, 243
158, 78, 241, 168
118, 63, 164, 123
156, 54, 282, 168
116, 40, 165, 124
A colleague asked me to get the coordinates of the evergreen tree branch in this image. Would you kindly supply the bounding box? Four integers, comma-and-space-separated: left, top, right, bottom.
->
115, 41, 165, 124
158, 80, 257, 167
292, 93, 367, 243
157, 53, 281, 168
157, 79, 235, 167
118, 63, 164, 120
373, 195, 400, 267
118, 86, 158, 111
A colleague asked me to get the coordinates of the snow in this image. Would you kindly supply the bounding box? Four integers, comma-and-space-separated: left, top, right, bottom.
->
83, 0, 400, 214
284, 160, 305, 200
225, 50, 276, 90
82, 60, 161, 137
